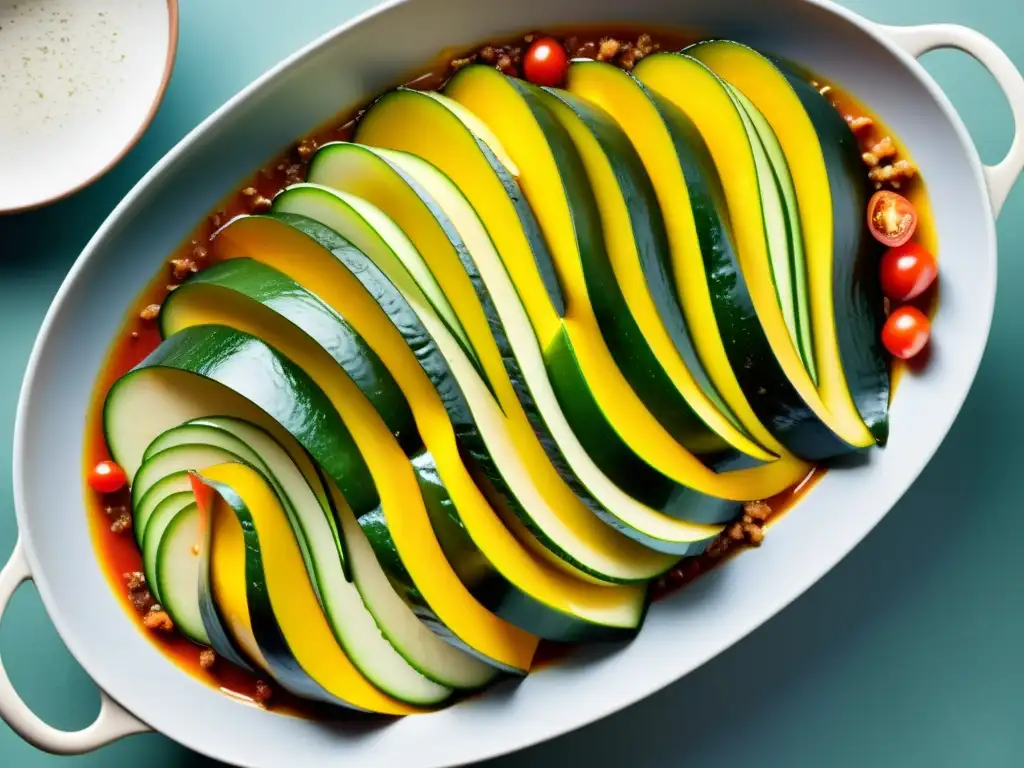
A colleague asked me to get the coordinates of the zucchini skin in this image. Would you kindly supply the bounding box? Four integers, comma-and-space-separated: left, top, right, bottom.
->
133, 324, 379, 514
639, 69, 853, 461
269, 214, 644, 640
781, 69, 890, 445
196, 473, 354, 708
540, 85, 746, 463
164, 258, 420, 455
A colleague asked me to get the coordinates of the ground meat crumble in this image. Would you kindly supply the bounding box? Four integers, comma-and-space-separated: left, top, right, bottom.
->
124, 571, 154, 613
143, 609, 175, 633
653, 500, 773, 596
199, 648, 217, 670
254, 680, 274, 708
811, 81, 919, 189
105, 504, 132, 534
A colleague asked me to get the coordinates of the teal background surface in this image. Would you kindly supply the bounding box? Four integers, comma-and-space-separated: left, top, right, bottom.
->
1, 0, 1022, 765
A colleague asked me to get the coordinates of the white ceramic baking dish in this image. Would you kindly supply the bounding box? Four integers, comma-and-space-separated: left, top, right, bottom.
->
2, 0, 1022, 765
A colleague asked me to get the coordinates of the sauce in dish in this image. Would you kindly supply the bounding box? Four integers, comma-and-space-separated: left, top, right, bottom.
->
84, 27, 938, 714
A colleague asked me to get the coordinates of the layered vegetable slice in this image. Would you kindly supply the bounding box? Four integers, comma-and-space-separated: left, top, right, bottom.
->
728, 83, 814, 378
193, 462, 427, 713
562, 61, 790, 461
151, 501, 208, 645
161, 254, 620, 638
114, 350, 484, 702
109, 319, 534, 670
358, 89, 564, 317
131, 444, 241, 543
140, 490, 194, 601
633, 52, 856, 459
780, 72, 889, 441
301, 150, 730, 549
322, 472, 498, 690
352, 95, 812, 507
444, 65, 769, 468
370, 152, 804, 510
306, 147, 740, 534
684, 40, 888, 441
133, 473, 193, 549
209, 213, 653, 639
133, 429, 334, 589
141, 416, 350, 579
138, 416, 494, 692
271, 182, 683, 577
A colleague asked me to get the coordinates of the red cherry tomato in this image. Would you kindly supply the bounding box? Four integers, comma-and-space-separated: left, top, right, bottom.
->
88, 460, 127, 494
523, 38, 569, 87
880, 241, 938, 302
882, 306, 931, 360
867, 190, 918, 247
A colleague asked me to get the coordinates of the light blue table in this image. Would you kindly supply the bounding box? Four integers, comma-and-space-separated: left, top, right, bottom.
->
1, 1, 1022, 765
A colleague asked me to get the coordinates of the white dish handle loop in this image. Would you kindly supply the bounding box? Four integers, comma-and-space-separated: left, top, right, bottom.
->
878, 23, 1024, 218
0, 539, 150, 754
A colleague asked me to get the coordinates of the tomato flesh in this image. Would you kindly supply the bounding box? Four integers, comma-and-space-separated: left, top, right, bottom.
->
868, 191, 918, 247
89, 460, 127, 494
880, 241, 938, 302
523, 38, 569, 87
882, 306, 931, 360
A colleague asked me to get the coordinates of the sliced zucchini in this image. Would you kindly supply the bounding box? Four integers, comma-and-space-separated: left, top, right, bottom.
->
562, 61, 790, 463
271, 182, 681, 578
111, 316, 537, 668
189, 472, 253, 672
686, 40, 889, 443
152, 502, 209, 645
211, 213, 651, 639
140, 490, 194, 603
152, 418, 492, 691
133, 434, 328, 595
131, 444, 240, 546
307, 144, 730, 529
326, 473, 497, 690
160, 257, 554, 648
154, 295, 417, 457
633, 52, 854, 459
142, 417, 350, 581
354, 88, 811, 492
355, 89, 565, 325
726, 83, 814, 379
116, 378, 468, 699
440, 69, 782, 491
133, 471, 193, 548
444, 67, 767, 466
363, 149, 810, 515
194, 463, 426, 713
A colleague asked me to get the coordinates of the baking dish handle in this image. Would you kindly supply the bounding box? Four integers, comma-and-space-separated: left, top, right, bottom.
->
878, 23, 1024, 218
0, 539, 150, 753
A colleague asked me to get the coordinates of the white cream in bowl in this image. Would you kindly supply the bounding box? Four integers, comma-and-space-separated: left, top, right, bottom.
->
0, 0, 177, 212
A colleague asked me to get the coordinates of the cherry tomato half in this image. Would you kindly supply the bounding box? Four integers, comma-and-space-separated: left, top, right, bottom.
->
523, 38, 569, 87
882, 306, 931, 360
880, 241, 938, 302
867, 190, 918, 248
89, 460, 127, 494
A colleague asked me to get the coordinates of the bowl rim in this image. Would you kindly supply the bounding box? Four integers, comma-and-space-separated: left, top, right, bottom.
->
0, 0, 180, 216
7, 0, 1003, 764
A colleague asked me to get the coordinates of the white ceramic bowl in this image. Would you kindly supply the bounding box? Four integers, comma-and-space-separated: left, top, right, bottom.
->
3, 0, 1023, 765
0, 0, 178, 213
